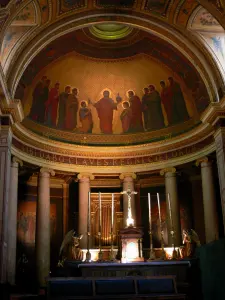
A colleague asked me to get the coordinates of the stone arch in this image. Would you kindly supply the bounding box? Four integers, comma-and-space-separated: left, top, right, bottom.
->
7, 13, 221, 105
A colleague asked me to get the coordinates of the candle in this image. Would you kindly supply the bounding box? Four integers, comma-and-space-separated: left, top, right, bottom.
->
87, 191, 91, 232
148, 193, 152, 232
168, 193, 174, 228
157, 193, 162, 228
99, 192, 102, 232
112, 193, 114, 228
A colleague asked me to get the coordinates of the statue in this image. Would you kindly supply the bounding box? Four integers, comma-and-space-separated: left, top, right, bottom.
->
58, 230, 83, 267
181, 229, 201, 258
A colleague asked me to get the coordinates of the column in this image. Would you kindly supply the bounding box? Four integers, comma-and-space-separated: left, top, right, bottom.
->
36, 168, 55, 287
120, 173, 137, 228
77, 173, 94, 249
214, 126, 225, 233
0, 116, 12, 283
7, 157, 23, 285
196, 157, 219, 243
62, 183, 69, 236
160, 168, 182, 246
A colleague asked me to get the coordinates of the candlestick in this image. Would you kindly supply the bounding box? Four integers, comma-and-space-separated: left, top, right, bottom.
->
98, 192, 103, 261
168, 193, 178, 260
109, 193, 116, 262
85, 191, 91, 262
147, 193, 155, 261
148, 193, 152, 232
157, 193, 166, 260
112, 193, 114, 228
157, 193, 162, 228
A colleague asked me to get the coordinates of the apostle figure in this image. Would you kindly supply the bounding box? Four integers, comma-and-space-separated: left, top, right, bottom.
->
65, 87, 79, 130
142, 87, 151, 130
29, 75, 47, 121
168, 77, 189, 124
45, 82, 60, 127
144, 85, 164, 130
37, 79, 51, 123
120, 101, 132, 133
57, 86, 71, 130
93, 90, 118, 134
78, 101, 93, 133
160, 81, 172, 125
127, 90, 143, 133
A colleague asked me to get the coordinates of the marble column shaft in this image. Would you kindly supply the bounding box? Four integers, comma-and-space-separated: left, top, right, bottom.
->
7, 157, 22, 285
214, 128, 225, 233
0, 121, 12, 283
198, 158, 218, 242
161, 168, 182, 246
36, 168, 54, 287
120, 173, 137, 228
78, 174, 94, 249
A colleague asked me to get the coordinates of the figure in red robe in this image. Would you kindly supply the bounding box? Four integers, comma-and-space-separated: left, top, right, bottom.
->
93, 90, 118, 134
160, 80, 172, 125
128, 90, 144, 133
45, 82, 60, 127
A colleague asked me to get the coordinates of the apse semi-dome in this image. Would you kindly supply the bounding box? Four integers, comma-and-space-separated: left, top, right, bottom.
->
15, 25, 210, 146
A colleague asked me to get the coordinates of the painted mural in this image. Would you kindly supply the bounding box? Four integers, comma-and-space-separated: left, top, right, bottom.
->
17, 201, 57, 246
23, 53, 196, 135
16, 26, 211, 139
0, 1, 37, 68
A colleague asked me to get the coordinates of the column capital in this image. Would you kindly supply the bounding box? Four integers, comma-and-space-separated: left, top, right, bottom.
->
77, 173, 94, 181
12, 156, 23, 167
119, 172, 136, 180
160, 167, 176, 176
196, 157, 211, 167
40, 168, 55, 177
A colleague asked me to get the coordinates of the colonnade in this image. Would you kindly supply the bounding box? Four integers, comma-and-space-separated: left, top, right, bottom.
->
0, 117, 224, 286
0, 155, 221, 286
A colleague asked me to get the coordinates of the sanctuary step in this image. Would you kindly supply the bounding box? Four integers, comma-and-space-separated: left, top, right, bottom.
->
47, 276, 186, 300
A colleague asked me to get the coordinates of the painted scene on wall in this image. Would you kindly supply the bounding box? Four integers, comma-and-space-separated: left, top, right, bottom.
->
17, 28, 210, 137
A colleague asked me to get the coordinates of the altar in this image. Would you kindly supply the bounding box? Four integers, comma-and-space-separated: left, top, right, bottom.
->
77, 260, 192, 286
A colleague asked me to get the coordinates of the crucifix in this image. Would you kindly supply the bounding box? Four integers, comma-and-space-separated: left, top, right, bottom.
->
121, 185, 137, 227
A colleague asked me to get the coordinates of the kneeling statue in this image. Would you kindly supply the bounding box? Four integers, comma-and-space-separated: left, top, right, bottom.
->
58, 230, 83, 267
181, 229, 201, 258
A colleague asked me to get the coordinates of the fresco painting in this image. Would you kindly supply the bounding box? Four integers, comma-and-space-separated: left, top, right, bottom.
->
11, 2, 36, 26
17, 201, 56, 246
144, 0, 171, 15
24, 52, 198, 135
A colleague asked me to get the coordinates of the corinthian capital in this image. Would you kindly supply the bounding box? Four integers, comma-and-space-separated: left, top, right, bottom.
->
119, 173, 137, 180
77, 173, 95, 180
160, 167, 176, 176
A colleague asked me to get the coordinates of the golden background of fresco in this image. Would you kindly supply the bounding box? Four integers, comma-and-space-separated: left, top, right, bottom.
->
23, 52, 198, 135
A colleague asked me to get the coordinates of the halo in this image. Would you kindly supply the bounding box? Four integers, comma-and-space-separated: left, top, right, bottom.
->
126, 89, 135, 98
99, 88, 112, 97
142, 87, 149, 92
72, 87, 79, 95
122, 101, 130, 109
80, 100, 88, 107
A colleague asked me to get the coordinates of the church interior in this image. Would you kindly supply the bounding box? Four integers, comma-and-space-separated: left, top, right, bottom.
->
1, 0, 225, 299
